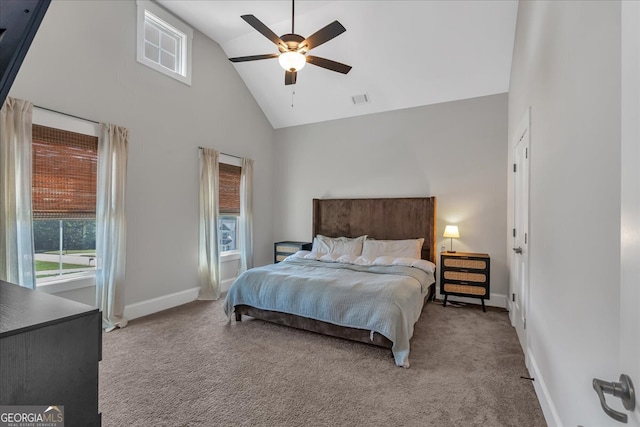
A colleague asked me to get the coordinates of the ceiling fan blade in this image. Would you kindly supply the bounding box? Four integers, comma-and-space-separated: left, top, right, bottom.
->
229, 53, 279, 63
285, 70, 297, 85
300, 21, 346, 51
241, 15, 286, 49
306, 56, 352, 74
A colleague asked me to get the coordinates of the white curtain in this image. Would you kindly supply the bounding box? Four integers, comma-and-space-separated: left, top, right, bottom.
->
96, 123, 129, 331
0, 97, 35, 289
198, 148, 221, 300
239, 158, 254, 273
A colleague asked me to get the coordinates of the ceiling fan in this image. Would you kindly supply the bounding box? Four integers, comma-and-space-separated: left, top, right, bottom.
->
228, 0, 352, 86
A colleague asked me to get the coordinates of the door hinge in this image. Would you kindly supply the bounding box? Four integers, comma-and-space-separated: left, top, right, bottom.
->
525, 233, 528, 244
513, 163, 517, 172
513, 228, 516, 237
524, 318, 527, 329
512, 293, 515, 302
526, 147, 528, 159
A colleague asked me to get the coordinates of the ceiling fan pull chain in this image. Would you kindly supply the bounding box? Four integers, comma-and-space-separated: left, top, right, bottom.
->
291, 86, 295, 108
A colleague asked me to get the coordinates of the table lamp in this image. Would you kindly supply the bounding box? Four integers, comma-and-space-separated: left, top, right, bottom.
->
443, 225, 460, 253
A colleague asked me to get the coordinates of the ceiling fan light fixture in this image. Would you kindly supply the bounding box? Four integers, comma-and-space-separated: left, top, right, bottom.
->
228, 2, 350, 86
279, 51, 306, 72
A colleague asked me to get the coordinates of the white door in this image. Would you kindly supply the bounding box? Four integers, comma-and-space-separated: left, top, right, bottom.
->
614, 1, 640, 424
591, 3, 640, 424
511, 109, 530, 357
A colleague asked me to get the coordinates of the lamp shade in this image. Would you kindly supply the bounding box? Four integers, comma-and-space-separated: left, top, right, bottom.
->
278, 51, 306, 72
443, 225, 460, 238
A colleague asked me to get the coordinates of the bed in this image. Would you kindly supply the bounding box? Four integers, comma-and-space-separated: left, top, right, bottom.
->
224, 197, 436, 367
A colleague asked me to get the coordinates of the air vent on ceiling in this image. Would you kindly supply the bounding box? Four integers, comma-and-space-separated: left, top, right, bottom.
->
351, 93, 370, 105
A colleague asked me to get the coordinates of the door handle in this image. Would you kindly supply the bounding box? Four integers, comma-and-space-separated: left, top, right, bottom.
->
512, 247, 522, 254
592, 374, 636, 423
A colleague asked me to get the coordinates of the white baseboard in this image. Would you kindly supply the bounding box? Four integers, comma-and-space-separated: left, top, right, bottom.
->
528, 350, 561, 427
220, 278, 235, 293
124, 286, 200, 320
436, 292, 508, 309
123, 278, 238, 321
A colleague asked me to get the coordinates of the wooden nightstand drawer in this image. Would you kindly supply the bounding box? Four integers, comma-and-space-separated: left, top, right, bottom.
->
440, 252, 490, 312
443, 283, 487, 297
442, 258, 487, 270
275, 244, 304, 253
274, 241, 312, 263
443, 271, 487, 283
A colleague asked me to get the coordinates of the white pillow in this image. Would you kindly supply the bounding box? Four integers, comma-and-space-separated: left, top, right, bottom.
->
295, 246, 436, 274
372, 256, 396, 266
336, 254, 358, 264
293, 250, 311, 258
320, 253, 341, 262
390, 257, 418, 267
353, 256, 372, 266
303, 252, 323, 260
407, 259, 436, 274
311, 235, 366, 257
362, 238, 425, 259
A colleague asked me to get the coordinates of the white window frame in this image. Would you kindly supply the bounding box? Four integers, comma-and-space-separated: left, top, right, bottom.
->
32, 107, 100, 294
219, 214, 240, 259
136, 0, 193, 86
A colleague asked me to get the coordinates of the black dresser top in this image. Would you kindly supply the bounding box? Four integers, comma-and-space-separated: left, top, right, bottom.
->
0, 280, 99, 337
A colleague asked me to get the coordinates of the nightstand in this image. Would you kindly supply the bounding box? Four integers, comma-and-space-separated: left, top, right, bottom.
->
440, 251, 490, 312
274, 241, 312, 263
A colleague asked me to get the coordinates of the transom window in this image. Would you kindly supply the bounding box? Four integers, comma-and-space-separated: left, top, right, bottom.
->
136, 0, 192, 85
144, 12, 182, 74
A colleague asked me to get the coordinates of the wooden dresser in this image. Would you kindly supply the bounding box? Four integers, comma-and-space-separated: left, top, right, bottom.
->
0, 280, 102, 426
440, 252, 490, 312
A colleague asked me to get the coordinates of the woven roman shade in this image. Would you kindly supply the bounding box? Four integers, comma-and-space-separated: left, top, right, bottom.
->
219, 163, 241, 214
32, 124, 98, 219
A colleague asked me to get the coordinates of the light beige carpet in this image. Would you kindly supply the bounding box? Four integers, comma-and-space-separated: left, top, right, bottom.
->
99, 298, 546, 427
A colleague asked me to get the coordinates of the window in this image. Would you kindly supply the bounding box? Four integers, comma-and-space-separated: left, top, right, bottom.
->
32, 124, 98, 283
136, 0, 193, 85
219, 162, 241, 253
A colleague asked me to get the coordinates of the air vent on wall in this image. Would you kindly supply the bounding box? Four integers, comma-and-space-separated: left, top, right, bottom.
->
351, 93, 370, 105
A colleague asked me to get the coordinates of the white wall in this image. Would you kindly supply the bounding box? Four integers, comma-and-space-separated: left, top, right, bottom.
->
508, 1, 622, 425
273, 94, 509, 306
9, 0, 275, 310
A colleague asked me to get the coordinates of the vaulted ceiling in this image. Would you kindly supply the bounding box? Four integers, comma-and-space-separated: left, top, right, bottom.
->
158, 1, 518, 129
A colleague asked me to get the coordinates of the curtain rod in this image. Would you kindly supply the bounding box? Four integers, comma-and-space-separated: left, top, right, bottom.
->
34, 105, 100, 124
198, 146, 242, 160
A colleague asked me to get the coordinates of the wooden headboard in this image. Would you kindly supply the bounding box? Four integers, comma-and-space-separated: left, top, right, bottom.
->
312, 197, 437, 263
